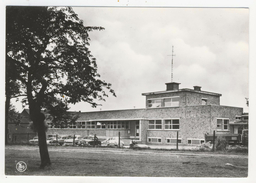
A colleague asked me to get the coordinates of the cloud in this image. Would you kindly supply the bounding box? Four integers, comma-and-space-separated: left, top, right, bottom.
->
48, 8, 250, 112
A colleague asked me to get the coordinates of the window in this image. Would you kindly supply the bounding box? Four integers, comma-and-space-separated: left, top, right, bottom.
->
148, 97, 180, 108
148, 120, 162, 129
148, 99, 161, 108
148, 137, 161, 143
164, 97, 179, 107
77, 122, 86, 128
166, 138, 182, 144
93, 121, 129, 129
164, 119, 179, 130
81, 122, 86, 128
235, 116, 241, 120
202, 98, 207, 105
187, 139, 205, 145
217, 118, 229, 131
69, 123, 77, 128
86, 122, 96, 128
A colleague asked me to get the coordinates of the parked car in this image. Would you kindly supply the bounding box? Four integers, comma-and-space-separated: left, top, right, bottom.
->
29, 136, 57, 145
57, 135, 71, 146
29, 136, 38, 145
101, 137, 124, 147
78, 135, 101, 146
46, 137, 55, 145
63, 135, 82, 146
48, 134, 58, 139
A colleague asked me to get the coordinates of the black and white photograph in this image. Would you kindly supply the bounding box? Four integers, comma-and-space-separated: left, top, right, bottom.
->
2, 0, 256, 182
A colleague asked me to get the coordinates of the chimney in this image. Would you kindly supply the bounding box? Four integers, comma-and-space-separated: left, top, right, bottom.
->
165, 82, 180, 91
193, 86, 201, 91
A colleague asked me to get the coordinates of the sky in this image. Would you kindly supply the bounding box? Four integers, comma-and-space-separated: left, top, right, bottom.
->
11, 7, 249, 113
69, 7, 249, 112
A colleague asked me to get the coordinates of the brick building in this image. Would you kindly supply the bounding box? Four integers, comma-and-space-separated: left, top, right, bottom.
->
45, 82, 243, 146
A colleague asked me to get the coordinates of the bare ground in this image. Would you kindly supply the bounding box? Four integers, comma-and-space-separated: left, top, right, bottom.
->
5, 145, 248, 177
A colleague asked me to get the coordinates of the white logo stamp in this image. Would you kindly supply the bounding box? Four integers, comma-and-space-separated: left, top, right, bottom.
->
16, 161, 27, 172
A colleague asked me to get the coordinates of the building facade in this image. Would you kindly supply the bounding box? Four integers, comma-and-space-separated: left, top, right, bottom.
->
45, 82, 244, 146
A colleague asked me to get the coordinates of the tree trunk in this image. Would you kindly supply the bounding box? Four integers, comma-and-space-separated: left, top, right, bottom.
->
37, 118, 51, 168
31, 109, 51, 168
5, 94, 11, 145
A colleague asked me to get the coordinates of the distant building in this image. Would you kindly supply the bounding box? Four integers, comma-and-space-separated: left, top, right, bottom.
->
7, 109, 36, 144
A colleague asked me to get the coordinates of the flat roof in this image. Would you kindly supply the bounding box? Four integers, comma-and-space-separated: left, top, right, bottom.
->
142, 88, 222, 97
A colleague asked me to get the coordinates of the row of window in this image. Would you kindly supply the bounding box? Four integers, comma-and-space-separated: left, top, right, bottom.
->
47, 121, 130, 129
149, 119, 180, 130
148, 137, 205, 145
147, 97, 210, 108
147, 97, 180, 108
47, 118, 229, 131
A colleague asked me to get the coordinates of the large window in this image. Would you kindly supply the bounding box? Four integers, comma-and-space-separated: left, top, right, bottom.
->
147, 97, 180, 108
164, 97, 179, 107
164, 119, 179, 130
148, 120, 162, 129
217, 118, 229, 131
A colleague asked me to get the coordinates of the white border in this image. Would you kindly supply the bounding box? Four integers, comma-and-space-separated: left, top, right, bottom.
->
1, 1, 256, 183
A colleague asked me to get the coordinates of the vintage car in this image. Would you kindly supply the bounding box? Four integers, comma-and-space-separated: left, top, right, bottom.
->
63, 135, 82, 146
29, 136, 39, 145
57, 135, 72, 146
78, 135, 101, 146
101, 137, 124, 147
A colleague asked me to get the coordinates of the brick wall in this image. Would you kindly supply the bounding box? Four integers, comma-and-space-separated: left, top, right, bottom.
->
141, 105, 242, 145
185, 92, 220, 106
141, 106, 211, 145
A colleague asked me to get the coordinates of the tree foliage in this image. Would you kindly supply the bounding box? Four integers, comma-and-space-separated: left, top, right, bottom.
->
7, 104, 21, 125
7, 6, 115, 110
6, 6, 115, 168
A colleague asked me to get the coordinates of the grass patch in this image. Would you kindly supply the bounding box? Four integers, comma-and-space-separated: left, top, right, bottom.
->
5, 145, 248, 177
